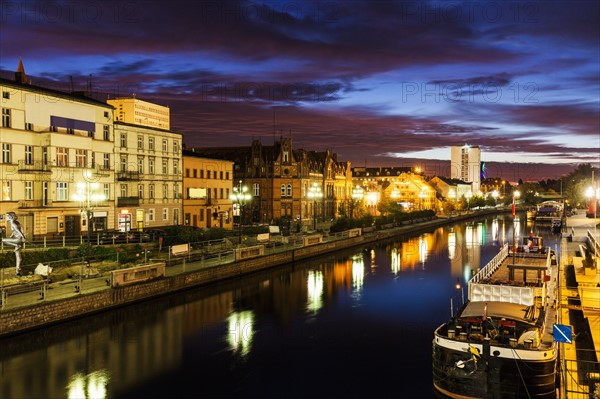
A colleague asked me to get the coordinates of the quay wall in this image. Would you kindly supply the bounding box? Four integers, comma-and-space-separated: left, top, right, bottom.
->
0, 210, 500, 338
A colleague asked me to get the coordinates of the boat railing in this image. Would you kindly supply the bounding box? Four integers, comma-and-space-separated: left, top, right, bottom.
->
470, 243, 509, 284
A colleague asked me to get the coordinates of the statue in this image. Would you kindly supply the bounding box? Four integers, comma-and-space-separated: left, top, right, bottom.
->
2, 212, 26, 276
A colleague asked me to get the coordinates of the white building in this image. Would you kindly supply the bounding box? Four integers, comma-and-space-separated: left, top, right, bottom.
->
450, 145, 481, 195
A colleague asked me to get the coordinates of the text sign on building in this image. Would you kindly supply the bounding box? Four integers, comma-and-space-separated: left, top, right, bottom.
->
553, 324, 573, 344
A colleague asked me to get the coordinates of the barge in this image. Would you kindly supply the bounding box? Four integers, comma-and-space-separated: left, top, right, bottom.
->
432, 242, 558, 398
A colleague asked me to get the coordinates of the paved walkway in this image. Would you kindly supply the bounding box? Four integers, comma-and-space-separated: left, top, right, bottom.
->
558, 212, 600, 397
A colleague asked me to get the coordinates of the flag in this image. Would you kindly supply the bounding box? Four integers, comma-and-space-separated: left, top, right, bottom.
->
530, 229, 534, 238
512, 203, 515, 217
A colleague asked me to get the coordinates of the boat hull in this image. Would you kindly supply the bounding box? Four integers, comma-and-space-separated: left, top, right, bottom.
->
432, 335, 557, 399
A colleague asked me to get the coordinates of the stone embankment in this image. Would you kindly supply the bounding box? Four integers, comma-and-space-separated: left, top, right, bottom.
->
0, 211, 498, 338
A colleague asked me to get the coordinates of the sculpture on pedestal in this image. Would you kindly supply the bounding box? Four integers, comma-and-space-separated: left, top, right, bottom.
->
2, 212, 26, 276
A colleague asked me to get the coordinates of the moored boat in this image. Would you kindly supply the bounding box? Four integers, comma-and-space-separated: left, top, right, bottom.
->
432, 243, 558, 399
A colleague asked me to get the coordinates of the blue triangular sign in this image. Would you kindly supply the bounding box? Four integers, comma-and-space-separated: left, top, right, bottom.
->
553, 324, 573, 344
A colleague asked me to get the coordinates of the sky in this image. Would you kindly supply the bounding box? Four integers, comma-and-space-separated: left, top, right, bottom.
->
1, 0, 599, 181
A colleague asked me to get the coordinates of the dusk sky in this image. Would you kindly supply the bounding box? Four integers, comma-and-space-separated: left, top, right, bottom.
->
1, 0, 599, 180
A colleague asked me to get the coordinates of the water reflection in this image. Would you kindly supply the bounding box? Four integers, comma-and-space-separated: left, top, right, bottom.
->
306, 270, 324, 313
67, 370, 109, 399
0, 214, 544, 399
227, 310, 255, 356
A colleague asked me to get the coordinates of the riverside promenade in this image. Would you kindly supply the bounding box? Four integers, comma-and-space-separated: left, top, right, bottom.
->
558, 212, 600, 398
1, 211, 496, 338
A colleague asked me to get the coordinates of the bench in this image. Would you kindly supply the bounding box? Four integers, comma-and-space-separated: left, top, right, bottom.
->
1, 280, 48, 307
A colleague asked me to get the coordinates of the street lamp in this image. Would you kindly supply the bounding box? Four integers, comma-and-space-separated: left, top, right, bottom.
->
307, 182, 323, 230
230, 180, 251, 245
512, 190, 521, 266
73, 172, 106, 267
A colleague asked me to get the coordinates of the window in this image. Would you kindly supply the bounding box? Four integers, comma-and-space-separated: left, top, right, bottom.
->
2, 91, 9, 99
253, 183, 260, 196
103, 154, 110, 169
226, 172, 229, 180
138, 158, 144, 174
162, 208, 168, 221
67, 128, 74, 135
200, 169, 204, 178
185, 168, 190, 177
120, 184, 127, 197
162, 159, 168, 174
120, 133, 127, 147
56, 182, 68, 201
220, 171, 223, 180
149, 184, 155, 199
24, 145, 33, 165
91, 152, 95, 168
120, 156, 127, 172
25, 123, 33, 131
162, 139, 168, 152
287, 184, 292, 196
193, 169, 197, 178
2, 143, 11, 164
75, 149, 87, 168
103, 125, 110, 141
2, 180, 11, 200
173, 208, 180, 224
281, 184, 286, 196
207, 170, 211, 179
149, 158, 155, 174
138, 184, 144, 199
148, 137, 155, 151
56, 147, 68, 167
173, 160, 179, 175
2, 108, 10, 128
103, 183, 109, 199
148, 209, 155, 222
43, 147, 48, 166
213, 188, 217, 200
25, 181, 33, 200
220, 188, 223, 199
137, 136, 143, 150
283, 151, 289, 162
163, 183, 168, 199
174, 184, 180, 199
226, 188, 229, 199
173, 141, 179, 154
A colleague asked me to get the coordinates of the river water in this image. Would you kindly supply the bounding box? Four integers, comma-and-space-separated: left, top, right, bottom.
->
0, 213, 561, 399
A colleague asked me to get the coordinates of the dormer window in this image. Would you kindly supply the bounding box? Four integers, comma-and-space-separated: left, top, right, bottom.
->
283, 151, 289, 163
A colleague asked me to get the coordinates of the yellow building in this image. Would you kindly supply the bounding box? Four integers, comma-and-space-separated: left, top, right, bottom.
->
182, 151, 233, 229
1, 61, 115, 239
108, 97, 170, 130
352, 167, 437, 215
113, 120, 183, 231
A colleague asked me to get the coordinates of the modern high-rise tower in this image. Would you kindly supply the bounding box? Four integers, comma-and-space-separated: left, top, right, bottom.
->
450, 145, 481, 195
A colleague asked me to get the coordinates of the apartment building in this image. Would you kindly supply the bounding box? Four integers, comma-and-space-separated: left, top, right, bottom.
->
1, 62, 115, 239
182, 150, 234, 229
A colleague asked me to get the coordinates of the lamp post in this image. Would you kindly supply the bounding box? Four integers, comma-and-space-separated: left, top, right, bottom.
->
512, 190, 521, 266
230, 180, 251, 245
73, 173, 106, 267
307, 182, 323, 230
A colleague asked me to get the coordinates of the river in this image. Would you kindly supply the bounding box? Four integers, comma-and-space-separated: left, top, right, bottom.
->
0, 213, 561, 399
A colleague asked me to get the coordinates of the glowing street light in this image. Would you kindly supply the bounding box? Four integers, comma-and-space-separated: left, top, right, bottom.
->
230, 180, 251, 245
73, 171, 106, 292
307, 182, 323, 230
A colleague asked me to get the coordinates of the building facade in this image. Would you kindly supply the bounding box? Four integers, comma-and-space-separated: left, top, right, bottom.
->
108, 97, 170, 130
182, 150, 233, 229
1, 63, 115, 239
352, 167, 437, 215
450, 145, 481, 195
188, 137, 352, 231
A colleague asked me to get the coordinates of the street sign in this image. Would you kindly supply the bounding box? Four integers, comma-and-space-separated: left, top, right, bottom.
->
553, 324, 573, 343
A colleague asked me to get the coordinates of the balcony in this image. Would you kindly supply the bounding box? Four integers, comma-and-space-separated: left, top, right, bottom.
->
117, 171, 140, 181
18, 161, 51, 173
18, 200, 47, 208
117, 196, 140, 207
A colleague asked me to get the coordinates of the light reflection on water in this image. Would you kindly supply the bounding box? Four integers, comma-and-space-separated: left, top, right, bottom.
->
0, 213, 561, 399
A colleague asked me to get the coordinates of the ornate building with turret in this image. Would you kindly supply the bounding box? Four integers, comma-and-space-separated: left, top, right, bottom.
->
186, 136, 352, 231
